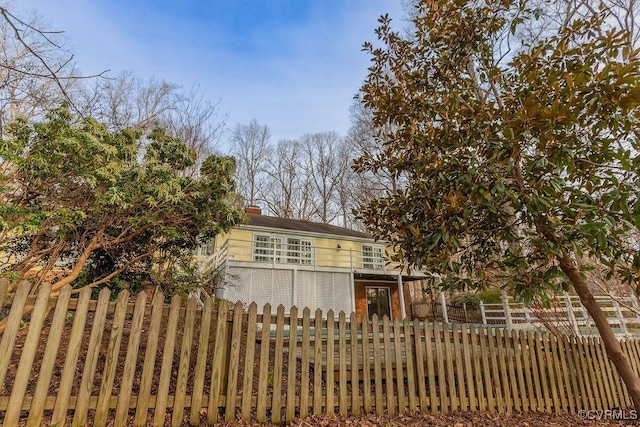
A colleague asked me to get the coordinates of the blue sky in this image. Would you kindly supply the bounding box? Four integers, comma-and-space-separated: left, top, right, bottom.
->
16, 0, 405, 147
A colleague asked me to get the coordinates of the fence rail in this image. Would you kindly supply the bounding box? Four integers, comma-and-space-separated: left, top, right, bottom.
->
480, 292, 640, 336
0, 281, 638, 425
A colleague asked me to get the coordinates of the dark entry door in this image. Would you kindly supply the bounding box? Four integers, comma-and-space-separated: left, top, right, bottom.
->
366, 287, 391, 319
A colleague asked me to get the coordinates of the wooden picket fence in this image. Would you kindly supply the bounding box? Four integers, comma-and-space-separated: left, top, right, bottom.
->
0, 281, 639, 426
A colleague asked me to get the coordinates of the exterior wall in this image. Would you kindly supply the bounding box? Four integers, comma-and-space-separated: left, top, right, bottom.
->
225, 229, 254, 262
354, 280, 412, 320
219, 228, 390, 271
221, 266, 353, 315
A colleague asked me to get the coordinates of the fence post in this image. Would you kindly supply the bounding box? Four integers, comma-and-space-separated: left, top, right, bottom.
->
463, 303, 468, 323
501, 290, 513, 330
563, 291, 580, 336
440, 292, 449, 323
479, 301, 487, 326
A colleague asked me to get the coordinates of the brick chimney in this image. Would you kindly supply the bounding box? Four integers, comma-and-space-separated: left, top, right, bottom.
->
245, 205, 262, 215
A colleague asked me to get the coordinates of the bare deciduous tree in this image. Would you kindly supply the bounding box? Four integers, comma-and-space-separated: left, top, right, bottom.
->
0, 5, 106, 134
302, 132, 349, 224
262, 139, 314, 219
230, 119, 272, 207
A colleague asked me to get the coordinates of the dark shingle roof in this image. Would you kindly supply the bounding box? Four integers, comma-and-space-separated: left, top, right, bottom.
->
245, 214, 372, 239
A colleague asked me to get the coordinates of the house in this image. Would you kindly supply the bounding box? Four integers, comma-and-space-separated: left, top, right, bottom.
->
197, 206, 426, 320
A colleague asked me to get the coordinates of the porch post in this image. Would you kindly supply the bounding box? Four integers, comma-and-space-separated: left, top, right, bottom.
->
350, 249, 356, 313
440, 291, 449, 323
397, 274, 406, 319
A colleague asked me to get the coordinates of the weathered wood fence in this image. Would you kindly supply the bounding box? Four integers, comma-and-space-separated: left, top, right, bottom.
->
0, 281, 638, 426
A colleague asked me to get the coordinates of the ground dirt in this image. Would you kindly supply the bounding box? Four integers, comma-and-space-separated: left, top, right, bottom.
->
79, 410, 640, 426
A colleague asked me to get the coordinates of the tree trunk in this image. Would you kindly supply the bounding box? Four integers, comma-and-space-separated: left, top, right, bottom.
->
558, 252, 640, 410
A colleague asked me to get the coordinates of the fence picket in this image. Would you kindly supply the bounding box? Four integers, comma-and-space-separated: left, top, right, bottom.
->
567, 335, 587, 411
598, 338, 618, 409
338, 311, 348, 416
26, 286, 72, 427
504, 329, 519, 411
0, 278, 9, 311
115, 292, 148, 427
286, 306, 299, 422
442, 323, 457, 412
593, 337, 609, 410
586, 337, 604, 410
350, 312, 361, 415
0, 280, 31, 391
256, 304, 272, 422
555, 335, 575, 412
134, 292, 165, 426
313, 308, 323, 416
94, 290, 130, 426
326, 310, 336, 415
371, 315, 384, 412
403, 318, 417, 411
452, 324, 466, 411
4, 283, 53, 427
487, 327, 504, 412
496, 329, 512, 412
392, 318, 406, 412
478, 327, 495, 412
577, 336, 596, 410
382, 316, 395, 414
421, 322, 434, 413
68, 288, 111, 427
513, 330, 529, 412
172, 297, 198, 426
300, 308, 311, 419
470, 325, 486, 412
412, 320, 427, 412
549, 333, 567, 411
240, 303, 258, 421
270, 305, 286, 423
361, 313, 373, 413
461, 324, 476, 411
532, 332, 550, 412
154, 295, 182, 427
224, 302, 245, 422
191, 296, 214, 425
433, 322, 448, 413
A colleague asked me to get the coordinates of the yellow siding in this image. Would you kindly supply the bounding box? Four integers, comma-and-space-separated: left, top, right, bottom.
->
200, 224, 408, 274
226, 229, 254, 262
314, 237, 358, 269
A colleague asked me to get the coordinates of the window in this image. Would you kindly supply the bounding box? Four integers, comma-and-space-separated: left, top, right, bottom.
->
362, 244, 384, 270
287, 238, 313, 265
253, 234, 313, 265
253, 235, 282, 262
366, 287, 391, 319
196, 238, 215, 257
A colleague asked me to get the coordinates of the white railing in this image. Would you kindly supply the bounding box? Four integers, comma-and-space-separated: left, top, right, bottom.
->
475, 291, 640, 337
197, 237, 413, 277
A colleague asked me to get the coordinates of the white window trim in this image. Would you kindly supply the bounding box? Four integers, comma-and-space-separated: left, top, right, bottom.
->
362, 244, 385, 270
253, 233, 314, 265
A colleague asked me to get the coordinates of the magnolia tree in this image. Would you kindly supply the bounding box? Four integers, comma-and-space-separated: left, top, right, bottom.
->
0, 107, 242, 297
355, 0, 640, 408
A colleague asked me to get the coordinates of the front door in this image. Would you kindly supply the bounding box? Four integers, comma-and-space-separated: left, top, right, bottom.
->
366, 287, 391, 319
